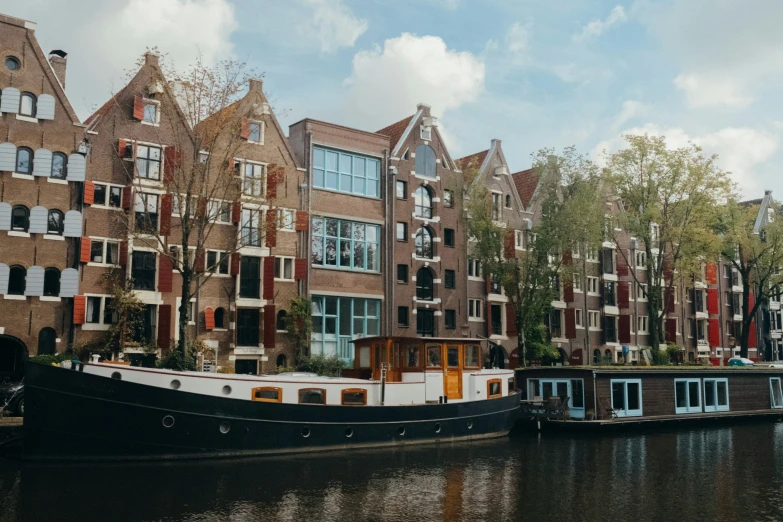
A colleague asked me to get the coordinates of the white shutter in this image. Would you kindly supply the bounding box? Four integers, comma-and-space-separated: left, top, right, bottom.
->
63, 210, 82, 237
0, 88, 20, 114
0, 202, 10, 231
33, 148, 52, 177
60, 268, 79, 298
0, 263, 8, 295
36, 94, 55, 120
29, 206, 48, 234
25, 266, 44, 297
0, 143, 16, 172
66, 153, 85, 182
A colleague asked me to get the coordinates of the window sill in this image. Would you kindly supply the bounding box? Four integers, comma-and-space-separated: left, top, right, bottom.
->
274, 278, 295, 283
81, 323, 111, 331
16, 114, 38, 123
398, 324, 410, 329
3, 295, 26, 300
43, 234, 65, 241
11, 173, 33, 180
468, 317, 484, 323
312, 186, 381, 201
47, 178, 68, 185
88, 262, 121, 268
213, 328, 228, 332
311, 265, 381, 276
8, 231, 30, 238
248, 140, 264, 145
90, 205, 123, 212
140, 121, 160, 127
39, 296, 62, 302
208, 273, 232, 278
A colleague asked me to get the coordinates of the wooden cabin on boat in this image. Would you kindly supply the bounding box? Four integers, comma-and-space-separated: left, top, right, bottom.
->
517, 367, 783, 421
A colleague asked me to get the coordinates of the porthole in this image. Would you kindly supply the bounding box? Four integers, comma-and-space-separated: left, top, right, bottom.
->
467, 420, 473, 430
398, 426, 406, 437
162, 415, 175, 428
434, 423, 442, 434
301, 427, 311, 438
5, 56, 20, 71
111, 372, 122, 380
219, 422, 231, 434
222, 385, 232, 396
345, 427, 354, 438
170, 379, 181, 390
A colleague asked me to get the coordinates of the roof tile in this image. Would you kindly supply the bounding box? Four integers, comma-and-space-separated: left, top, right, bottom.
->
377, 115, 413, 151
512, 168, 539, 209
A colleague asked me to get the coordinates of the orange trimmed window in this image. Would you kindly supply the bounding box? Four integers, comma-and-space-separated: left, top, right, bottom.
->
341, 388, 367, 405
298, 388, 326, 405
487, 379, 502, 399
251, 387, 282, 403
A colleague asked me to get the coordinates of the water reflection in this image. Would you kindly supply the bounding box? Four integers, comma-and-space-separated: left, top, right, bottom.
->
2, 424, 783, 521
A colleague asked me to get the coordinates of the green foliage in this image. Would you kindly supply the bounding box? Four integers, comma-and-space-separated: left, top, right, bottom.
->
103, 277, 149, 354
157, 347, 197, 371
295, 354, 345, 377
285, 296, 313, 364
651, 349, 672, 366
29, 351, 79, 366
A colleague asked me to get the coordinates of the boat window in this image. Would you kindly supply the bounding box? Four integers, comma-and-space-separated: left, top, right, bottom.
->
704, 378, 729, 412
358, 346, 371, 368
252, 387, 282, 403
447, 346, 459, 367
426, 345, 441, 367
570, 379, 584, 408
464, 345, 480, 368
542, 381, 553, 399
508, 377, 515, 395
771, 378, 783, 408
528, 379, 540, 398
299, 388, 326, 405
487, 378, 502, 398
610, 379, 643, 417
674, 378, 702, 414
342, 388, 367, 405
406, 345, 420, 368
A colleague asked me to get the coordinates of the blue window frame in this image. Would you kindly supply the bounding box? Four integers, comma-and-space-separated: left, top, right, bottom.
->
674, 378, 702, 414
610, 379, 643, 417
312, 146, 380, 198
311, 295, 381, 361
311, 216, 380, 272
703, 378, 729, 412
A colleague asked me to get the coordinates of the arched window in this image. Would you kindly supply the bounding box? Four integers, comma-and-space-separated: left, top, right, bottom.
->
414, 186, 433, 218
416, 267, 434, 301
8, 265, 26, 295
276, 354, 288, 368
47, 210, 64, 235
414, 144, 436, 178
51, 153, 67, 179
214, 307, 225, 329
38, 327, 56, 356
276, 310, 288, 331
19, 92, 36, 117
604, 349, 612, 360
593, 349, 600, 364
415, 227, 433, 259
16, 147, 32, 174
505, 194, 511, 208
11, 205, 29, 232
43, 268, 60, 296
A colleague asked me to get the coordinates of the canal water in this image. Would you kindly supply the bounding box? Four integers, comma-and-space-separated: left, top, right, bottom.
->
2, 423, 783, 521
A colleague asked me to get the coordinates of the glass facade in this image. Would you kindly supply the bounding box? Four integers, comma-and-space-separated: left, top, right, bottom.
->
311, 295, 381, 361
311, 217, 380, 272
312, 147, 380, 198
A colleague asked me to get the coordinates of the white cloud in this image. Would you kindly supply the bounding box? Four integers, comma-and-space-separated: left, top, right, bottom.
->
506, 22, 532, 55
343, 33, 485, 129
611, 100, 650, 129
673, 73, 752, 109
301, 0, 368, 53
573, 5, 626, 43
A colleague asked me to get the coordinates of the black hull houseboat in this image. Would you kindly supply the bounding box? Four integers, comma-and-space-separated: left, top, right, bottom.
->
517, 366, 783, 428
23, 337, 519, 461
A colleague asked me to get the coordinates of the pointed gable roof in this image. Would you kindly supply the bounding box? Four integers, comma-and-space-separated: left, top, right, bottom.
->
512, 168, 539, 209
377, 115, 414, 152
456, 150, 489, 173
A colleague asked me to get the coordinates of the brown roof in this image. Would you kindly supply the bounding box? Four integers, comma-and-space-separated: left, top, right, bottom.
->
376, 115, 413, 150
456, 150, 489, 172
512, 168, 539, 209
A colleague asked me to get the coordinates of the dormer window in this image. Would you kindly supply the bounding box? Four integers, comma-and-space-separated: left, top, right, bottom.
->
248, 121, 263, 144
420, 126, 432, 141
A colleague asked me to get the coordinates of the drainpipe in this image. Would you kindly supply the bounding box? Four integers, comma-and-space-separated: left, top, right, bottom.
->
306, 131, 313, 357
383, 147, 392, 336
592, 368, 598, 419
632, 243, 639, 360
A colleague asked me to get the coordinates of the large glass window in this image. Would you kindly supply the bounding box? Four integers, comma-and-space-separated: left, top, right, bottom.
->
610, 379, 643, 417
130, 251, 156, 291
704, 378, 729, 412
312, 147, 380, 198
415, 227, 433, 258
43, 268, 60, 296
241, 209, 262, 247
311, 295, 380, 358
239, 256, 261, 299
47, 210, 64, 235
414, 145, 436, 178
237, 309, 259, 346
136, 145, 161, 180
16, 147, 32, 174
674, 379, 702, 414
311, 217, 380, 272
134, 193, 159, 233
414, 186, 433, 218
19, 93, 36, 117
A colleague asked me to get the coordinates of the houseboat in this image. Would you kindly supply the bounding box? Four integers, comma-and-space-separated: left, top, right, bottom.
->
516, 366, 783, 428
23, 337, 519, 461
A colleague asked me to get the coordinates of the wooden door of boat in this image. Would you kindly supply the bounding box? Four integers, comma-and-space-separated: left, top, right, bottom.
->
443, 344, 463, 400
387, 341, 402, 382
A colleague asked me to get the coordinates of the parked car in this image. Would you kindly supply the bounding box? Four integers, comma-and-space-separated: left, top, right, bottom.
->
728, 357, 756, 367
0, 380, 23, 416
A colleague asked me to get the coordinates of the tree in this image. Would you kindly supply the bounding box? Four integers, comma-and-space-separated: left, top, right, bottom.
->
717, 196, 783, 358
605, 135, 732, 351
102, 275, 147, 356
285, 296, 313, 364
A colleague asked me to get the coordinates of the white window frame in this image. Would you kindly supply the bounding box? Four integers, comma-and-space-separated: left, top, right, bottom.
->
277, 208, 295, 231
207, 199, 232, 224
91, 182, 125, 210
141, 98, 160, 126
515, 230, 525, 250
248, 120, 265, 144
703, 378, 729, 413
88, 238, 121, 267
585, 247, 598, 262
274, 256, 294, 281
635, 250, 646, 268
82, 294, 117, 330
637, 283, 648, 301
575, 309, 584, 328
420, 125, 432, 141
638, 316, 648, 333
572, 275, 582, 293
467, 259, 482, 281
610, 379, 643, 417
674, 378, 702, 414
206, 249, 230, 276
588, 310, 600, 330
587, 276, 599, 295
468, 298, 483, 320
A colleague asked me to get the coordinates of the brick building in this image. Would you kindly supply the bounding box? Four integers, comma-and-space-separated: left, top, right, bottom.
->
0, 14, 85, 379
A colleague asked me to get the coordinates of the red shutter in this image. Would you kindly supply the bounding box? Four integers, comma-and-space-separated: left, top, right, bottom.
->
618, 281, 630, 308
119, 241, 128, 265
267, 166, 279, 200
232, 201, 242, 224
73, 296, 86, 325
132, 95, 145, 120
748, 319, 757, 348
618, 315, 631, 344
205, 307, 215, 330
504, 229, 514, 258
706, 263, 718, 285
80, 238, 91, 263
563, 250, 572, 265
157, 304, 172, 349
663, 257, 673, 280
263, 257, 275, 300
709, 318, 721, 347
118, 139, 127, 158
122, 186, 133, 210
240, 117, 250, 139
506, 304, 517, 336
197, 197, 207, 218
707, 289, 719, 314
616, 254, 628, 276
295, 211, 309, 231
565, 308, 576, 339
665, 318, 677, 343
666, 289, 675, 313
163, 147, 180, 184
158, 255, 173, 292
83, 182, 95, 205
748, 292, 755, 315
195, 250, 205, 273
231, 253, 241, 276
563, 283, 574, 303
159, 194, 172, 235
265, 210, 277, 248
295, 258, 307, 280
264, 304, 276, 348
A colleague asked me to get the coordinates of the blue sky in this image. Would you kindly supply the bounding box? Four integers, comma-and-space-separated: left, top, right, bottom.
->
3, 0, 781, 198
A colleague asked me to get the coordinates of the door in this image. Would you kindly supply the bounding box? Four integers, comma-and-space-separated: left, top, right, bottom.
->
443, 345, 462, 400
388, 341, 402, 382
235, 358, 258, 375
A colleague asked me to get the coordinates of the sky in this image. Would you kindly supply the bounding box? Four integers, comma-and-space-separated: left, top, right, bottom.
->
3, 0, 781, 199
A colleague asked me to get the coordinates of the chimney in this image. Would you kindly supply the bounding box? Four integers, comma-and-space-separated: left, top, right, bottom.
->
144, 52, 159, 67
248, 78, 264, 94
48, 50, 67, 87
417, 103, 431, 117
